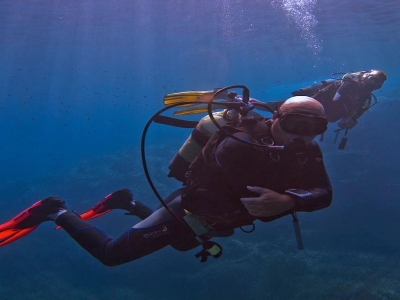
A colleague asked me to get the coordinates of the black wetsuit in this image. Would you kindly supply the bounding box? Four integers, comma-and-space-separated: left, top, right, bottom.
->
312, 81, 372, 122
56, 119, 332, 266
56, 192, 197, 267
182, 120, 332, 229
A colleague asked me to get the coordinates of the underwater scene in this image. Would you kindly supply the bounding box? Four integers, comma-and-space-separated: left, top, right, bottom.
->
1, 0, 400, 299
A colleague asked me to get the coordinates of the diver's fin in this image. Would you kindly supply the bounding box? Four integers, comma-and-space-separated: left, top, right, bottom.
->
172, 103, 231, 116
163, 89, 230, 107
0, 200, 48, 247
78, 195, 113, 222
79, 189, 142, 222
55, 194, 113, 230
79, 204, 111, 221
0, 226, 38, 247
173, 106, 209, 116
173, 101, 249, 116
55, 191, 120, 230
163, 90, 215, 107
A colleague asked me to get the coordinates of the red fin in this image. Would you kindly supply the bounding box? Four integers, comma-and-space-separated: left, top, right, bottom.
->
0, 227, 38, 246
55, 195, 113, 230
80, 208, 112, 221
0, 200, 43, 247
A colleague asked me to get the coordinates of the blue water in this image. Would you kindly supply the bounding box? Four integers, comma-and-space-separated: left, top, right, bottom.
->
1, 0, 400, 299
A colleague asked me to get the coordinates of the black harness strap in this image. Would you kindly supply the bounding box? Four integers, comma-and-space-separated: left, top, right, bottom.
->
153, 115, 198, 128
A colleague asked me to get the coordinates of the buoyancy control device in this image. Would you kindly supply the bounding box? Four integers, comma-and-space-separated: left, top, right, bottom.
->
167, 105, 265, 183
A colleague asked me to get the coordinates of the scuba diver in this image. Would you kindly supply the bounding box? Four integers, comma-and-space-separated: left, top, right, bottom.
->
250, 69, 387, 149
293, 69, 387, 130
0, 96, 332, 266
270, 69, 387, 130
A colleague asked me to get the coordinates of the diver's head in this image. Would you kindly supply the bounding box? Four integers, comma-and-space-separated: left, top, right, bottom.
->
271, 96, 327, 146
361, 69, 387, 90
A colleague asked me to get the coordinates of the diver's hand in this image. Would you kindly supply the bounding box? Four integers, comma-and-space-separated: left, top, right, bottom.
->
240, 186, 295, 217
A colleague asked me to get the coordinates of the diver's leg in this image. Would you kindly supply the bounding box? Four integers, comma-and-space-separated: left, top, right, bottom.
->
55, 196, 197, 266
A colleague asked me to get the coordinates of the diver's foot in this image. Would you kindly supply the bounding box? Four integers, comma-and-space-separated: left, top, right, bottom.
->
105, 189, 153, 220
125, 199, 153, 220
0, 197, 66, 246
18, 197, 67, 227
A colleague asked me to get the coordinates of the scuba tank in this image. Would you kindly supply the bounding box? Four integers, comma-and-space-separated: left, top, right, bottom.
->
168, 105, 264, 183
292, 78, 337, 97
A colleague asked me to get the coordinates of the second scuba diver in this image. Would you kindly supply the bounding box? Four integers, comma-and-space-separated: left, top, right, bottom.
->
255, 69, 387, 130
298, 69, 387, 130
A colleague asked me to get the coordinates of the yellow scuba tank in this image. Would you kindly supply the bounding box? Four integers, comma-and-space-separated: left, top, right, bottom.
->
168, 109, 264, 182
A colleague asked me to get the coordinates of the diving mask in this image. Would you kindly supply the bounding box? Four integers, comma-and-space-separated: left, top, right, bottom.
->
279, 113, 328, 136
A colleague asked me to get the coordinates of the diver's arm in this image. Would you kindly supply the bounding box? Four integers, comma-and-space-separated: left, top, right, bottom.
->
217, 134, 332, 213
247, 143, 332, 215
240, 186, 295, 217
290, 144, 332, 212
290, 180, 332, 212
250, 172, 332, 216
240, 176, 331, 217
